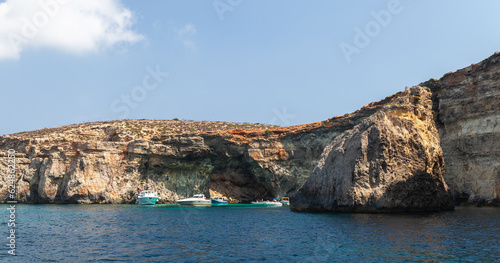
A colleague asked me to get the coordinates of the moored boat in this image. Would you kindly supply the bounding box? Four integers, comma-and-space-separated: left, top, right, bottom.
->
251, 199, 283, 207
211, 196, 228, 205
136, 190, 160, 205
177, 194, 212, 206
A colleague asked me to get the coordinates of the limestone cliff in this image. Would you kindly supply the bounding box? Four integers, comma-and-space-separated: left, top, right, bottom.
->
0, 120, 342, 203
421, 53, 500, 206
291, 87, 455, 212
1, 53, 499, 206
0, 98, 395, 204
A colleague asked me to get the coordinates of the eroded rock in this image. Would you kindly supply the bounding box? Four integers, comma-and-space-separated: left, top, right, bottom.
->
291, 87, 455, 212
421, 53, 500, 205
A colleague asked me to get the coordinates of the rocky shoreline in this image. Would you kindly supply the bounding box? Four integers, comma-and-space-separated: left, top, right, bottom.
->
291, 87, 455, 212
1, 53, 499, 211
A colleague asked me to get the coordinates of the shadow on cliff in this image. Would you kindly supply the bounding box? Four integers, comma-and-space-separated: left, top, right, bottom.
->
290, 171, 455, 213
379, 171, 455, 212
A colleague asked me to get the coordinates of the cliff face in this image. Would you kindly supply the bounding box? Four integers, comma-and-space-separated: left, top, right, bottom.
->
291, 87, 455, 212
0, 97, 394, 204
1, 54, 499, 206
421, 53, 500, 205
0, 120, 346, 203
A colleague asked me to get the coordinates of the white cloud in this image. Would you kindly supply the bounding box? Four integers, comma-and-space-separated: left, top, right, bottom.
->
177, 24, 196, 37
0, 0, 143, 60
175, 24, 197, 51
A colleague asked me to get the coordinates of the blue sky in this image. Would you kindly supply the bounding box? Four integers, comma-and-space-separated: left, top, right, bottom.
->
1, 0, 500, 135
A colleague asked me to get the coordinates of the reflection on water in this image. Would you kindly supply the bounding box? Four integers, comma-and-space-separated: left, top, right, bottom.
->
2, 205, 499, 262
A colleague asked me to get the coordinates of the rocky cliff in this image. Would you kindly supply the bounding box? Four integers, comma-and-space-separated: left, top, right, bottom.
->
0, 96, 396, 204
0, 120, 338, 203
291, 87, 455, 212
290, 53, 500, 210
421, 53, 500, 206
1, 53, 499, 206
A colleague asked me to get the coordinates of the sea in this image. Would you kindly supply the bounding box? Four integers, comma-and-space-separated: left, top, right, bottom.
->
1, 204, 499, 262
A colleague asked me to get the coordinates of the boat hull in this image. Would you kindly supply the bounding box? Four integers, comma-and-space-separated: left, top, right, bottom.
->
211, 200, 228, 205
177, 200, 212, 206
136, 197, 159, 205
251, 201, 283, 207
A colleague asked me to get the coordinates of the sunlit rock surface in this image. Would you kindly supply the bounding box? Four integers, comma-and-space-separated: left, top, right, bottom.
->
421, 52, 500, 206
1, 53, 499, 206
291, 87, 455, 212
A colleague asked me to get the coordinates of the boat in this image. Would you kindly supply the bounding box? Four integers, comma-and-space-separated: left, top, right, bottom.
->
136, 190, 160, 205
251, 199, 283, 207
177, 194, 212, 206
211, 196, 228, 205
281, 197, 290, 206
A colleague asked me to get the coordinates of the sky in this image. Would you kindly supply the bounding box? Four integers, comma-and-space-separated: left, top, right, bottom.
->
1, 0, 500, 135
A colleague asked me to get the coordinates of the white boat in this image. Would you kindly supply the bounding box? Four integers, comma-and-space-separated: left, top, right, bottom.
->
136, 190, 160, 205
177, 194, 212, 206
211, 196, 228, 205
251, 199, 283, 207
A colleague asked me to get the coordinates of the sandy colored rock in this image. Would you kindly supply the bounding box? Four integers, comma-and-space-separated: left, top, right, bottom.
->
421, 52, 500, 205
0, 120, 347, 203
291, 87, 455, 212
1, 54, 499, 206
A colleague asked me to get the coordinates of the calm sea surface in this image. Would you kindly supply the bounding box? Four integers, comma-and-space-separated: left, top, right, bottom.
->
1, 204, 499, 262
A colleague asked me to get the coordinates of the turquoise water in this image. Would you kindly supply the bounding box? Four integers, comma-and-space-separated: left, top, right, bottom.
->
1, 204, 499, 262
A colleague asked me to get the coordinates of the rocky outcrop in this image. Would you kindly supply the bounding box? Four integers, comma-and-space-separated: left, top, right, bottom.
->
291, 87, 455, 212
421, 53, 500, 206
0, 96, 397, 204
0, 120, 349, 203
1, 53, 499, 206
